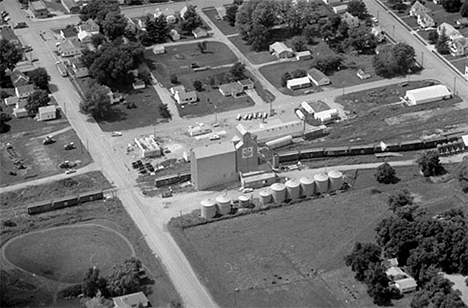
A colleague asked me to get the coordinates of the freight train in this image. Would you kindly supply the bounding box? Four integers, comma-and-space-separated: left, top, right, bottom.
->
27, 190, 105, 215
275, 134, 465, 164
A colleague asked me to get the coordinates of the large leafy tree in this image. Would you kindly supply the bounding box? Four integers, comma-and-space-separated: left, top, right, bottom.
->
106, 258, 143, 297
461, 0, 468, 16
79, 0, 120, 25
228, 62, 246, 81
291, 36, 308, 52
26, 90, 50, 115
0, 39, 23, 78
82, 267, 108, 298
375, 162, 398, 184
343, 26, 377, 54
102, 12, 127, 40
344, 242, 382, 282
387, 189, 413, 211
79, 79, 112, 119
146, 15, 168, 44
224, 5, 238, 27
0, 112, 12, 133
440, 0, 462, 12
373, 42, 415, 77
27, 68, 50, 90
181, 5, 203, 33
435, 30, 450, 54
364, 263, 398, 306
417, 150, 443, 177
347, 0, 369, 19
313, 55, 343, 75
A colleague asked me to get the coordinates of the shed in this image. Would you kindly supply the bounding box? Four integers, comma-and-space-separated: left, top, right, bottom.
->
295, 50, 312, 60
192, 27, 208, 38
37, 105, 57, 121
287, 77, 311, 90
357, 69, 371, 80
269, 42, 294, 59
153, 45, 165, 54
404, 85, 452, 105
307, 68, 330, 86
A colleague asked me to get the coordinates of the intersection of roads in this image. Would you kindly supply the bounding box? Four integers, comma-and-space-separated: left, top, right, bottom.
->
1, 0, 467, 306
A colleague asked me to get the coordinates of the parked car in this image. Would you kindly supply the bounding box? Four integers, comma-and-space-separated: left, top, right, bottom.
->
242, 188, 254, 193
13, 22, 27, 29
243, 114, 248, 120
253, 113, 257, 119
263, 112, 268, 119
209, 134, 220, 141
236, 114, 242, 121
257, 112, 263, 119
111, 131, 122, 137
65, 169, 76, 174
247, 114, 253, 120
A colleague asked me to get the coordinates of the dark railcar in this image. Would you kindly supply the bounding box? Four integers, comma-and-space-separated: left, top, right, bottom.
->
385, 143, 400, 152
277, 150, 301, 163
78, 190, 104, 203
301, 148, 325, 159
324, 146, 349, 157
27, 201, 53, 215
399, 140, 423, 151
52, 195, 79, 210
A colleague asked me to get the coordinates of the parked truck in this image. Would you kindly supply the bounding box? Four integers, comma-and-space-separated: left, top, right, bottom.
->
55, 61, 68, 77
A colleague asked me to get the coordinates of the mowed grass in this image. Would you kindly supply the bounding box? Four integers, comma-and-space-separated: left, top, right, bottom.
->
202, 7, 238, 36
229, 35, 277, 65
4, 225, 133, 283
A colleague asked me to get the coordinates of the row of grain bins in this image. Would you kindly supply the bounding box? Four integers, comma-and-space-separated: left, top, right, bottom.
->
260, 171, 343, 205
201, 195, 252, 218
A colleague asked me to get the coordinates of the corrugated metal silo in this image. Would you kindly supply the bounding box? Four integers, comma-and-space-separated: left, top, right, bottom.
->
270, 183, 286, 203
314, 173, 329, 193
328, 170, 343, 191
285, 179, 300, 200
259, 190, 272, 205
238, 194, 251, 208
200, 198, 217, 219
299, 176, 315, 196
216, 195, 232, 215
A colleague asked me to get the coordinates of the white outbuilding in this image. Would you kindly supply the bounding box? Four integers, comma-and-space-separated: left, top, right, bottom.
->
404, 85, 452, 106
287, 77, 311, 90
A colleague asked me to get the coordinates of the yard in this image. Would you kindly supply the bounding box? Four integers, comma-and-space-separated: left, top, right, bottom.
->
202, 7, 238, 36
0, 107, 92, 186
0, 172, 181, 308
169, 164, 466, 308
229, 35, 278, 65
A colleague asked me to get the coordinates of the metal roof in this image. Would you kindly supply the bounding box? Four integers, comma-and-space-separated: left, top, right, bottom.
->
192, 142, 235, 159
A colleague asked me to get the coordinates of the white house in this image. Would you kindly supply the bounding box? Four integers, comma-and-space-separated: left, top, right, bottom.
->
314, 109, 338, 123
385, 266, 417, 294
219, 82, 244, 97
4, 96, 19, 107
404, 84, 452, 105
332, 4, 348, 14
68, 58, 89, 78
269, 42, 294, 59
409, 1, 431, 17
170, 85, 186, 95
179, 6, 188, 19
417, 12, 435, 29
153, 45, 165, 54
295, 50, 312, 60
13, 99, 28, 118
15, 84, 35, 99
57, 39, 82, 57
132, 79, 146, 90
192, 27, 208, 38
113, 292, 149, 308
37, 105, 57, 121
175, 90, 197, 105
169, 29, 180, 41
287, 77, 311, 90
357, 69, 371, 80
307, 68, 330, 86
371, 26, 385, 42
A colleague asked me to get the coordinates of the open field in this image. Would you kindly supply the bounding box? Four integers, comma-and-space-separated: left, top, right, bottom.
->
0, 172, 180, 308
229, 36, 278, 65
0, 111, 92, 186
169, 164, 466, 307
202, 7, 238, 36
4, 225, 133, 283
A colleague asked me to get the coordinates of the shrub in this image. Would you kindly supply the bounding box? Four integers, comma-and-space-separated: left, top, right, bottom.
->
375, 162, 399, 184
170, 74, 179, 84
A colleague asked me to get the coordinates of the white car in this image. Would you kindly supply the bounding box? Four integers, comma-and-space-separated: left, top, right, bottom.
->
65, 169, 76, 174
209, 135, 220, 141
236, 114, 242, 121
242, 188, 254, 193
111, 131, 122, 137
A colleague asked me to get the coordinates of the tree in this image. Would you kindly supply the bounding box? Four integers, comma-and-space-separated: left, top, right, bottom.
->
91, 33, 107, 48
313, 55, 343, 75
193, 80, 203, 91
84, 291, 113, 308
0, 113, 12, 134
281, 72, 291, 87
436, 30, 450, 55
347, 0, 369, 19
457, 161, 468, 193
428, 30, 439, 44
417, 150, 443, 177
290, 69, 307, 78
170, 74, 179, 84
82, 267, 108, 298
28, 68, 50, 90
343, 26, 377, 54
411, 274, 465, 308
461, 0, 468, 16
388, 189, 413, 211
26, 90, 50, 116
249, 23, 271, 51
392, 42, 416, 73
106, 258, 142, 297
79, 79, 112, 119
364, 263, 398, 306
181, 5, 203, 33
102, 12, 127, 40
158, 104, 172, 119
375, 162, 399, 184
79, 0, 120, 25
197, 41, 207, 53
228, 62, 246, 81
291, 36, 308, 52
0, 39, 22, 78
146, 15, 169, 44
373, 43, 415, 77
224, 5, 238, 27
233, 0, 243, 5
344, 242, 382, 282
440, 0, 462, 12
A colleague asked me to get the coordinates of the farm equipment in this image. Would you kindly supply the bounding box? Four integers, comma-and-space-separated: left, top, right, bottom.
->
59, 160, 77, 169
64, 142, 75, 150
43, 136, 55, 145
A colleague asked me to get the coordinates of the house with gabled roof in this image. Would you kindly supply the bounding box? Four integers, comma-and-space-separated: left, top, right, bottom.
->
409, 1, 431, 17
193, 27, 208, 38
450, 37, 468, 56
307, 68, 330, 86
154, 8, 176, 24
269, 42, 294, 59
61, 0, 81, 14
113, 292, 149, 308
10, 70, 30, 87
174, 89, 197, 105
169, 29, 180, 41
417, 12, 435, 29
219, 82, 244, 97
15, 84, 35, 99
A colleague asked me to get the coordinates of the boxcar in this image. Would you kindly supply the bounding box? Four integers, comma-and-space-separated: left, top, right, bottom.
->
385, 143, 400, 152
399, 140, 423, 151
78, 190, 104, 203
277, 150, 301, 163
301, 148, 325, 159
324, 146, 349, 157
27, 201, 53, 215
52, 195, 79, 210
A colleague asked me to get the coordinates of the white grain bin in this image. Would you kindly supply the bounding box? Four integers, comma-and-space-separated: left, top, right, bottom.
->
295, 109, 305, 120
328, 170, 343, 191
270, 183, 286, 203
200, 198, 217, 219
216, 195, 231, 215
300, 176, 315, 197
285, 179, 300, 200
314, 173, 329, 194
266, 135, 293, 150
238, 194, 251, 208
259, 190, 272, 205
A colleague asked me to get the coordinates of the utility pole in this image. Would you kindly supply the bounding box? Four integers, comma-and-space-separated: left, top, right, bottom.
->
421, 52, 424, 67
453, 77, 457, 95
392, 25, 395, 38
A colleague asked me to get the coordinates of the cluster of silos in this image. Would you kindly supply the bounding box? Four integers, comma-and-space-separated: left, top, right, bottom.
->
200, 195, 234, 218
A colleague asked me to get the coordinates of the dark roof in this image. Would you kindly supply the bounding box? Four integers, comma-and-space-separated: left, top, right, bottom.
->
61, 27, 78, 38
16, 84, 35, 94
307, 68, 329, 81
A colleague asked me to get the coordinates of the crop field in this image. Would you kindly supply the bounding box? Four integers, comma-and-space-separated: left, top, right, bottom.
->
0, 113, 92, 186
170, 164, 466, 307
0, 172, 180, 308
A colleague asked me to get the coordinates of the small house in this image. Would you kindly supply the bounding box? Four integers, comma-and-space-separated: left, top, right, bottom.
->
113, 292, 149, 308
78, 19, 100, 35
15, 84, 35, 99
4, 96, 19, 107
357, 69, 371, 80
332, 4, 348, 14
169, 29, 180, 41
409, 1, 431, 17
342, 12, 360, 28
269, 42, 294, 59
69, 58, 89, 78
238, 79, 254, 90
450, 37, 468, 56
57, 39, 82, 57
307, 68, 330, 86
216, 6, 227, 19
132, 79, 146, 90
61, 0, 80, 14
10, 70, 29, 87
437, 22, 460, 38
170, 85, 186, 95
417, 12, 435, 29
175, 90, 197, 105
295, 50, 312, 61
153, 45, 165, 54
13, 99, 28, 118
314, 109, 338, 123
30, 0, 49, 18
37, 105, 57, 121
287, 77, 311, 90
371, 26, 385, 42
192, 27, 208, 38
179, 6, 188, 19
155, 8, 176, 24
219, 82, 244, 97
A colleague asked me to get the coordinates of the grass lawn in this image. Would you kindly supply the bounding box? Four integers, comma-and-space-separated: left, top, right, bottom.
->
449, 57, 468, 75
229, 36, 277, 65
169, 164, 465, 307
202, 7, 238, 36
0, 172, 180, 308
0, 108, 92, 186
